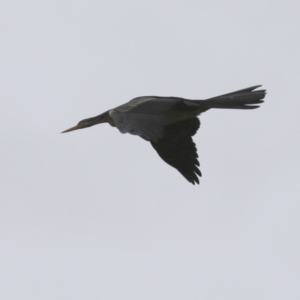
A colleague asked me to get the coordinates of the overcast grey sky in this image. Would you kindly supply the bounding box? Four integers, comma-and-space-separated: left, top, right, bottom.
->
1, 1, 300, 299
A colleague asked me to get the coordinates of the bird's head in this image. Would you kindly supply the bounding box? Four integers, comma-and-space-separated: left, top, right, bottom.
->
61, 111, 110, 133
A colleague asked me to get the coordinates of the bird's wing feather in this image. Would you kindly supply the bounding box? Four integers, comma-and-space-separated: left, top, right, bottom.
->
110, 97, 182, 142
151, 118, 201, 184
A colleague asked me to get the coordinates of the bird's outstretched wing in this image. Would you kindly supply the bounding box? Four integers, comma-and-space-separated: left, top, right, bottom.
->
151, 118, 201, 184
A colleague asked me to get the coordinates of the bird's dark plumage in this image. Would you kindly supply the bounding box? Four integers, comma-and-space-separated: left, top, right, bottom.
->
62, 85, 266, 185
151, 118, 201, 184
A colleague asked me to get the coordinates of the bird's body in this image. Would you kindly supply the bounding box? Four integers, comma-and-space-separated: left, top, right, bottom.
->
62, 85, 266, 184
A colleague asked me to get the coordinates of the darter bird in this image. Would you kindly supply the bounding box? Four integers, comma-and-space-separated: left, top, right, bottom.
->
62, 85, 266, 184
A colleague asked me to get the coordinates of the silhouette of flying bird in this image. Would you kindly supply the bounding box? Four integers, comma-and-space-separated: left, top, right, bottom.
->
62, 85, 266, 184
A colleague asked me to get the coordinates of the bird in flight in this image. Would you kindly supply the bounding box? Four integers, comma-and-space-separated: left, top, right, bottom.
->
62, 85, 266, 184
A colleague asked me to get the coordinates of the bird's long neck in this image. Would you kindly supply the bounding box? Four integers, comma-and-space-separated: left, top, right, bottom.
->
90, 110, 115, 127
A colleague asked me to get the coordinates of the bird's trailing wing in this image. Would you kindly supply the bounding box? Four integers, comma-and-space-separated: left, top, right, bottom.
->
151, 118, 201, 184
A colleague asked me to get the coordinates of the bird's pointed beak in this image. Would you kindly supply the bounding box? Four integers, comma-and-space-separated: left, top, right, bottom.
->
61, 125, 81, 133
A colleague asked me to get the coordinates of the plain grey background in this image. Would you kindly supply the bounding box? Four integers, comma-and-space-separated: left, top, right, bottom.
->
1, 1, 300, 299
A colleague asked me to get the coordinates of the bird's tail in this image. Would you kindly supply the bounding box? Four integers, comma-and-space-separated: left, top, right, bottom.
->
194, 85, 266, 110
